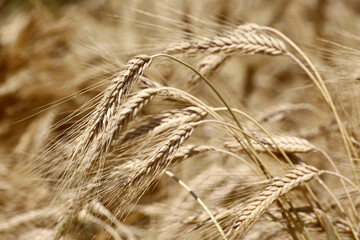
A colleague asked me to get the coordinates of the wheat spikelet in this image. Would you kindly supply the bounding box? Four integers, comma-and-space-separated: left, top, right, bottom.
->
165, 25, 287, 56
227, 164, 319, 238
225, 134, 315, 153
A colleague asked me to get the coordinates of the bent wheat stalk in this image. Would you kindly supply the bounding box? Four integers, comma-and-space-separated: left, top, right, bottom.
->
166, 170, 227, 240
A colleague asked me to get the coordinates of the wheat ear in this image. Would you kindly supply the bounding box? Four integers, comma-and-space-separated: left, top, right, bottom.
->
53, 88, 162, 240
227, 164, 320, 239
79, 55, 152, 149
165, 28, 286, 56
126, 122, 199, 186
225, 134, 315, 153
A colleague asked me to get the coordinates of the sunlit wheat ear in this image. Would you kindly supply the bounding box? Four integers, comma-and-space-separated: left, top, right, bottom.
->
78, 87, 161, 173
53, 87, 165, 239
120, 106, 207, 144
73, 54, 153, 157
164, 25, 286, 56
227, 164, 319, 239
125, 122, 199, 186
225, 134, 315, 154
112, 123, 200, 212
186, 24, 261, 87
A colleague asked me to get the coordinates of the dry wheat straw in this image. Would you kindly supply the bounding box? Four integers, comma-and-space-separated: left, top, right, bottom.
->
77, 210, 121, 240
166, 170, 227, 240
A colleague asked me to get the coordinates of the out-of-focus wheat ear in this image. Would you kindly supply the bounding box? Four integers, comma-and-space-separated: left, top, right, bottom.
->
19, 229, 56, 240
165, 170, 227, 240
225, 134, 315, 154
121, 106, 207, 144
188, 54, 227, 87
296, 209, 360, 238
77, 209, 121, 240
126, 122, 199, 187
138, 76, 163, 89
14, 110, 56, 156
164, 26, 286, 56
88, 199, 137, 240
255, 103, 318, 125
0, 207, 62, 233
227, 164, 320, 239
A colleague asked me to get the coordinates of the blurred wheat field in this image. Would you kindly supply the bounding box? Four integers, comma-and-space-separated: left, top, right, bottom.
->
0, 0, 360, 239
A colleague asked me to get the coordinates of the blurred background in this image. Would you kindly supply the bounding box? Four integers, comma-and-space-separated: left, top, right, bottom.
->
0, 0, 360, 239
